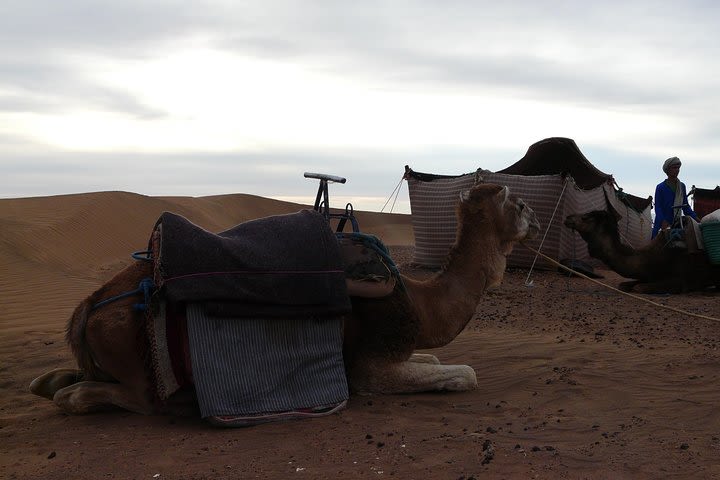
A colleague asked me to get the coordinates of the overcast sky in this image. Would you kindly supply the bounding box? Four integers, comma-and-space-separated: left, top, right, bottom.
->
1, 0, 718, 213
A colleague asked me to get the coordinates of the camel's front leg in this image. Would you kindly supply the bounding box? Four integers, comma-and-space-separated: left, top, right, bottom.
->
30, 368, 85, 400
350, 359, 477, 395
53, 381, 155, 415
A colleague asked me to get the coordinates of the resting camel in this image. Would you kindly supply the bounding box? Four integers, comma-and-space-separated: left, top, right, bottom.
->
564, 204, 719, 293
30, 183, 539, 416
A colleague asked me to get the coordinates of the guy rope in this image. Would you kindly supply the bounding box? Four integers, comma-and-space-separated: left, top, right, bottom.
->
524, 177, 569, 286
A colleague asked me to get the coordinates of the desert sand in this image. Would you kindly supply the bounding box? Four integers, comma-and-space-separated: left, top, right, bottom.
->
1, 191, 719, 479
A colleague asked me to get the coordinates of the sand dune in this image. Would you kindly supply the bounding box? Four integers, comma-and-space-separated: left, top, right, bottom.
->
1, 191, 719, 479
0, 191, 413, 328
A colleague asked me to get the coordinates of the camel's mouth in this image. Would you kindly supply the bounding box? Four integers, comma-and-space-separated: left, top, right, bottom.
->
521, 214, 541, 240
524, 221, 540, 240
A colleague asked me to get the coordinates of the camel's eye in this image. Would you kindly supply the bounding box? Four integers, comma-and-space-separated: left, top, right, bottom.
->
517, 202, 525, 211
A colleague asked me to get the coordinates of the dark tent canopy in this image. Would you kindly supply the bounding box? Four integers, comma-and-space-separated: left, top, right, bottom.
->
691, 186, 720, 219
497, 137, 651, 211
498, 137, 611, 189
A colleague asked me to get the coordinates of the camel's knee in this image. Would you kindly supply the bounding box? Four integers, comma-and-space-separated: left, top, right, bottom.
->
30, 368, 84, 400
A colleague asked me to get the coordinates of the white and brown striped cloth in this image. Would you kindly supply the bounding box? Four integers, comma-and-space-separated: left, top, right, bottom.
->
186, 304, 348, 425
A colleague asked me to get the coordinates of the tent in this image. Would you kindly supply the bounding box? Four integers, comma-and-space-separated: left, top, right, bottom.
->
691, 186, 720, 219
405, 137, 653, 269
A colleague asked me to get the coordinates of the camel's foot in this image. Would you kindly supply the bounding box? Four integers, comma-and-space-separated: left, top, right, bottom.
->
433, 364, 478, 392
618, 280, 640, 292
408, 353, 441, 364
350, 360, 477, 394
30, 368, 84, 400
53, 381, 155, 415
632, 280, 685, 294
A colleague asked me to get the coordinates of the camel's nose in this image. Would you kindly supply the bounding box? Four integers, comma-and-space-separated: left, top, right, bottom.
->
524, 211, 541, 239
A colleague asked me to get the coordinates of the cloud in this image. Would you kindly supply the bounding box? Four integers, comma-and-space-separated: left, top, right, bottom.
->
3, 1, 718, 115
0, 0, 718, 209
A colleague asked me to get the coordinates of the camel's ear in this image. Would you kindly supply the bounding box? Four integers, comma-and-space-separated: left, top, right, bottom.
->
608, 202, 622, 222
459, 189, 470, 203
495, 185, 509, 207
602, 187, 622, 222
606, 198, 622, 222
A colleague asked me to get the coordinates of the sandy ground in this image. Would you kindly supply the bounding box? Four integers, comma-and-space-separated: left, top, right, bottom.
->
1, 191, 719, 479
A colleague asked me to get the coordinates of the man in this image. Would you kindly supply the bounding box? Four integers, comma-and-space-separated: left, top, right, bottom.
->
652, 156, 697, 239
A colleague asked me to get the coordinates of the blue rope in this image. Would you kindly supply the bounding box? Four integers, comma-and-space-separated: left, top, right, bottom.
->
131, 250, 153, 261
669, 228, 684, 242
661, 227, 687, 250
337, 232, 405, 291
92, 277, 155, 311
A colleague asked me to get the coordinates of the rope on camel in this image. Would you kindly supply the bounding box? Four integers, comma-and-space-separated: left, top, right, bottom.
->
520, 242, 720, 324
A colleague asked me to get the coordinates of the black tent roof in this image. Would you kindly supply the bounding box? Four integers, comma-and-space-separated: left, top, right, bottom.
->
405, 136, 652, 212
498, 137, 651, 211
498, 137, 612, 190
691, 185, 720, 199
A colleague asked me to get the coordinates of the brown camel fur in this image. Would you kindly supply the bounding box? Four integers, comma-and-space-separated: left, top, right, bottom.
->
564, 205, 719, 294
30, 183, 539, 416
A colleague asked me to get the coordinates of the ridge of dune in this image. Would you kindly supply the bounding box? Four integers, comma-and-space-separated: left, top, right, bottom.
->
0, 190, 414, 275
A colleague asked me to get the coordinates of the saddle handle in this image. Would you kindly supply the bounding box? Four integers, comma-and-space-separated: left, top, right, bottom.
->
304, 172, 346, 184
305, 172, 347, 217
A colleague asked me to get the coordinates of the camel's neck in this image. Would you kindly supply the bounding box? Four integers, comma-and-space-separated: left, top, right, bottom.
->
407, 224, 508, 349
583, 230, 663, 278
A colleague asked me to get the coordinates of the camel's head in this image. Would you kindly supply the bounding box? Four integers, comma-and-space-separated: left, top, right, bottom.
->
564, 208, 620, 240
458, 183, 540, 242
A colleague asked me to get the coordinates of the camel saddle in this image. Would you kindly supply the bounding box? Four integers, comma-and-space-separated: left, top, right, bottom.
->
149, 210, 396, 319
145, 211, 398, 425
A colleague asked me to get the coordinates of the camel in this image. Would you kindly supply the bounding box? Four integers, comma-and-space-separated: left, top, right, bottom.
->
564, 204, 719, 293
30, 183, 539, 417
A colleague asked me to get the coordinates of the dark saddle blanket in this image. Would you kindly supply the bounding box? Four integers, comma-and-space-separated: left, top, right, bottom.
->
150, 210, 352, 318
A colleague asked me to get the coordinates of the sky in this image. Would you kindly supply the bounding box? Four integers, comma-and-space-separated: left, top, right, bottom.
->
1, 0, 719, 214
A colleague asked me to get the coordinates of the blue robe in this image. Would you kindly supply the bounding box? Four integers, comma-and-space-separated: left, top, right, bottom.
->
652, 180, 697, 238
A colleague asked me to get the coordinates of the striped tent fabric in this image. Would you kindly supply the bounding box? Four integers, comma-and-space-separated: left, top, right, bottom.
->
480, 171, 591, 269
603, 188, 653, 250
406, 167, 652, 269
405, 170, 478, 267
